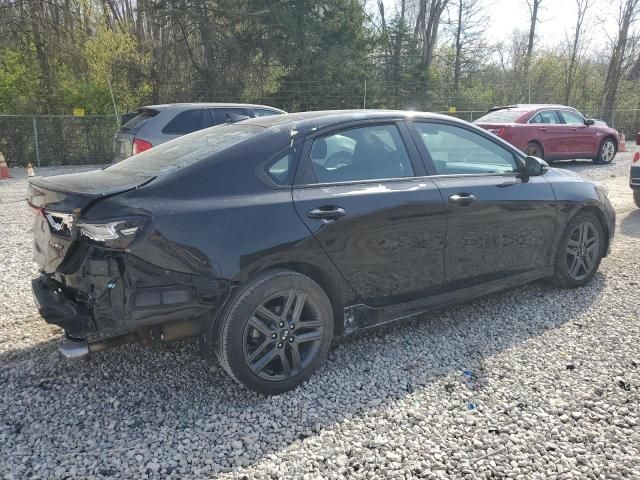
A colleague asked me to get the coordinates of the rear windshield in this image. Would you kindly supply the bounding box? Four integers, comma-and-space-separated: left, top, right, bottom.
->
474, 110, 524, 124
119, 109, 159, 132
107, 124, 265, 177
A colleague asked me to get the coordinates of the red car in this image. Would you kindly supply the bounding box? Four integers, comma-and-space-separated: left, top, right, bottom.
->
474, 104, 620, 164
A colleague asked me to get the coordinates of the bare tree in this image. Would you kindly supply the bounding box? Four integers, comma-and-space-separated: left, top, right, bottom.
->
523, 0, 543, 85
450, 0, 487, 107
601, 0, 640, 123
414, 0, 449, 72
564, 0, 592, 105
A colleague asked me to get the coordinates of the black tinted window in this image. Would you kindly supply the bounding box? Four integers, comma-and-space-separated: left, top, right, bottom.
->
108, 124, 265, 177
309, 125, 413, 183
213, 108, 250, 125
415, 123, 517, 175
162, 109, 203, 134
120, 109, 158, 132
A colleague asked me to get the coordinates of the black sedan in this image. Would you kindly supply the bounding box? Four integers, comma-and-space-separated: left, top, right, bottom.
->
28, 110, 615, 393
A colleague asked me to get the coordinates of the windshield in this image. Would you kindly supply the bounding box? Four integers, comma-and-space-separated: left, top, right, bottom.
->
107, 123, 265, 176
474, 110, 524, 124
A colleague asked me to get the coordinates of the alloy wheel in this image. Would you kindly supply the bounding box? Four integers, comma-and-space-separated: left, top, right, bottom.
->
243, 290, 324, 381
525, 143, 543, 157
600, 141, 615, 163
565, 221, 600, 281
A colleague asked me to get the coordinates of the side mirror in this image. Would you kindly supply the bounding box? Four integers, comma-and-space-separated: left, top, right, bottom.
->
521, 155, 549, 180
585, 118, 595, 126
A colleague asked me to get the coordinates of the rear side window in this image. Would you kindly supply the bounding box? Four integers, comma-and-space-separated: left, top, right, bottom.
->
266, 152, 295, 185
474, 110, 524, 123
162, 109, 203, 134
415, 122, 517, 175
119, 109, 159, 132
530, 111, 560, 124
107, 124, 265, 177
308, 124, 413, 184
253, 108, 281, 117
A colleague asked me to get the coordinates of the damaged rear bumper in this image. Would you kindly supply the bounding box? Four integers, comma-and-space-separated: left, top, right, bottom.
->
32, 249, 230, 338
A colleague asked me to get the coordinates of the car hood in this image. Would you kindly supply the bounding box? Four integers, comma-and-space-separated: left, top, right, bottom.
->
545, 167, 584, 180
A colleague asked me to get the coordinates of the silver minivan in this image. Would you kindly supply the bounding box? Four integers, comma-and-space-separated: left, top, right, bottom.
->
113, 103, 286, 162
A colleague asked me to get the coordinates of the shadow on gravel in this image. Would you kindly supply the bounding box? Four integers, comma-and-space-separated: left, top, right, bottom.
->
0, 273, 606, 476
620, 209, 640, 238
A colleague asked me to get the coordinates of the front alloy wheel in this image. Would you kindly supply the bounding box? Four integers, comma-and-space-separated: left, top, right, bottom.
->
213, 270, 333, 394
565, 221, 600, 281
596, 139, 616, 164
552, 212, 604, 288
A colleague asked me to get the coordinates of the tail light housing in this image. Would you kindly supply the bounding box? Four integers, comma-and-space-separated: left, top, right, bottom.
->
132, 138, 153, 155
633, 152, 639, 163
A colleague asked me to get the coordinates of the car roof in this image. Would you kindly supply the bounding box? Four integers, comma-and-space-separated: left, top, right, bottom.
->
139, 103, 287, 113
489, 104, 577, 112
238, 109, 464, 133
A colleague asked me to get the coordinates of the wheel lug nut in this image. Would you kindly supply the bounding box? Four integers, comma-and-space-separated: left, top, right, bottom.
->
277, 343, 283, 348
279, 322, 284, 327
272, 333, 277, 339
289, 337, 294, 343
290, 324, 295, 330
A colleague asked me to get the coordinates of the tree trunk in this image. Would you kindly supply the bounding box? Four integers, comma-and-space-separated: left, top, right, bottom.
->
601, 0, 640, 123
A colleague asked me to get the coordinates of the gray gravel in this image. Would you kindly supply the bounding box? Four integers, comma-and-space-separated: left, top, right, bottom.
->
1, 155, 639, 479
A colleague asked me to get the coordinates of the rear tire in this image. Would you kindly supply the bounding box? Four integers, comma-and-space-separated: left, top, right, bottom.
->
594, 138, 616, 164
524, 142, 544, 160
634, 191, 640, 208
213, 270, 333, 394
552, 212, 604, 289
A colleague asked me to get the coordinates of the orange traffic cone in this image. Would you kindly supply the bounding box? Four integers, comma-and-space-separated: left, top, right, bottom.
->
26, 163, 35, 177
0, 153, 11, 179
619, 133, 627, 152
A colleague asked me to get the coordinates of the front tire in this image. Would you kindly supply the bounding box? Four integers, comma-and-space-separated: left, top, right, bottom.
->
552, 212, 604, 289
213, 270, 334, 394
634, 191, 640, 208
524, 141, 545, 160
594, 138, 616, 164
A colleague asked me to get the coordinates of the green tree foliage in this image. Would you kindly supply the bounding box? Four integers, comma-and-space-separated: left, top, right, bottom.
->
0, 0, 639, 130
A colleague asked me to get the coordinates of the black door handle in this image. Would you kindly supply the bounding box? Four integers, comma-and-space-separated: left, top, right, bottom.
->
448, 193, 477, 206
307, 206, 347, 220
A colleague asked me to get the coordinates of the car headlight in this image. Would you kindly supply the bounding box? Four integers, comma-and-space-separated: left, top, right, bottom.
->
77, 217, 146, 243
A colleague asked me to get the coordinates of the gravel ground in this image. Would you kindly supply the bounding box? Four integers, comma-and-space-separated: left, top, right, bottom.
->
1, 153, 639, 480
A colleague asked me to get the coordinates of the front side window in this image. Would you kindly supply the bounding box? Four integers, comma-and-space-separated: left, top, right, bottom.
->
308, 124, 413, 183
530, 111, 560, 125
414, 122, 518, 175
162, 109, 204, 134
559, 110, 585, 125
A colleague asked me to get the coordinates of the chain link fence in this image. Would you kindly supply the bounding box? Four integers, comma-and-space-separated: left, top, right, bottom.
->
1, 108, 639, 168
0, 115, 118, 167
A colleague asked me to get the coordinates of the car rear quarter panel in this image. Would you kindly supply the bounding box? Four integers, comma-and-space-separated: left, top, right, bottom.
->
86, 130, 357, 306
